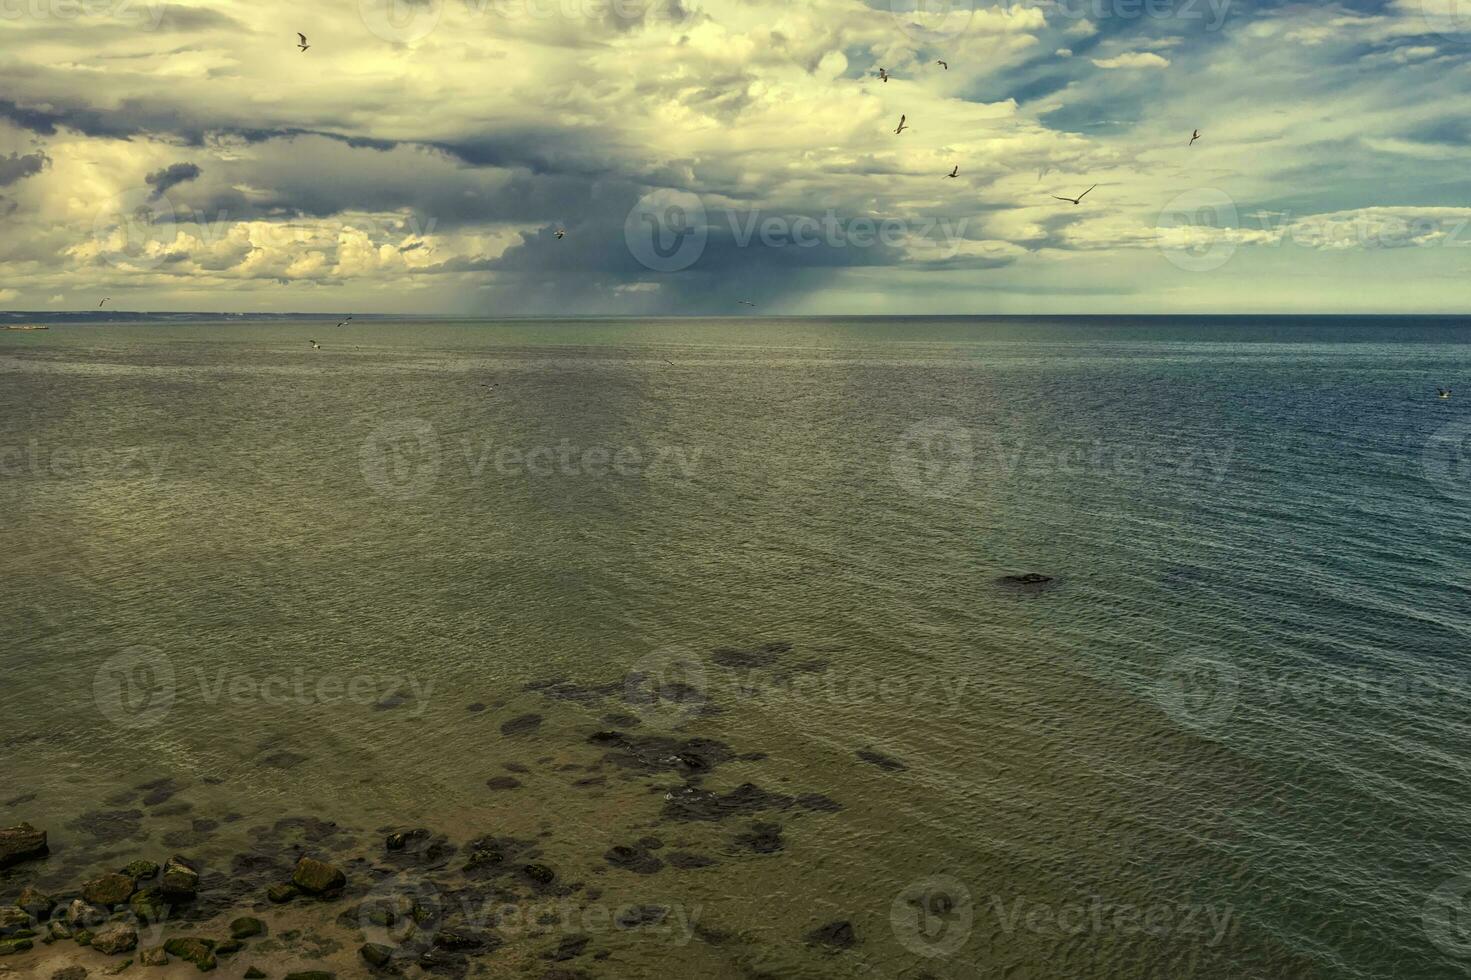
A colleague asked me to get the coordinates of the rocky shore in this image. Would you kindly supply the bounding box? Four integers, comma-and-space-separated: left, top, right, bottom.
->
0, 641, 903, 979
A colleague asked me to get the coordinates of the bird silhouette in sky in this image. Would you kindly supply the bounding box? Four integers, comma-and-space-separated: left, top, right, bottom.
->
1052, 184, 1097, 205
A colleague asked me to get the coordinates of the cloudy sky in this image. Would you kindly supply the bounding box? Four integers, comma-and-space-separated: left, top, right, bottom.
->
2, 0, 1469, 314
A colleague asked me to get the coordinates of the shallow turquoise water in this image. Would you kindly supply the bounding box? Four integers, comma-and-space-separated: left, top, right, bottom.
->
2, 316, 1470, 978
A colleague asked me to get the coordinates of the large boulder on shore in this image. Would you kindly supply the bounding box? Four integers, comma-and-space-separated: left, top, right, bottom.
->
160, 855, 200, 901
0, 824, 48, 870
291, 856, 345, 895
82, 872, 137, 906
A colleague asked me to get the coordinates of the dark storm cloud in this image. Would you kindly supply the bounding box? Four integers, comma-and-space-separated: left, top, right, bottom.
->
0, 151, 48, 187
145, 162, 202, 199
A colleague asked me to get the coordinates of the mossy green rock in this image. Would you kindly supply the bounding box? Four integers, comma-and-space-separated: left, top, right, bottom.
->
266, 883, 297, 904
122, 860, 160, 880
0, 936, 33, 955
290, 856, 345, 895
160, 856, 200, 901
359, 942, 394, 967
243, 970, 267, 979
230, 916, 266, 939
163, 936, 218, 971
129, 887, 168, 924
0, 907, 30, 934
83, 872, 138, 906
74, 928, 94, 946
140, 946, 168, 965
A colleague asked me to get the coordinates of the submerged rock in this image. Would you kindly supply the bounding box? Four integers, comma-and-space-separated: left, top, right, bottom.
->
500, 713, 544, 736
604, 844, 663, 875
661, 781, 793, 822
230, 916, 266, 939
485, 776, 522, 790
0, 823, 48, 869
732, 822, 784, 854
855, 749, 907, 772
805, 920, 857, 950
997, 572, 1056, 593
386, 828, 430, 851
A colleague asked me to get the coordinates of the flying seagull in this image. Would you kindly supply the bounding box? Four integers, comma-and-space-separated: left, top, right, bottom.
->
1052, 183, 1097, 205
878, 67, 889, 83
937, 60, 948, 69
1438, 387, 1452, 399
297, 32, 309, 52
894, 114, 908, 135
481, 382, 498, 389
310, 340, 322, 349
555, 229, 565, 239
946, 165, 958, 178
1189, 129, 1201, 146
737, 300, 756, 307
98, 297, 109, 307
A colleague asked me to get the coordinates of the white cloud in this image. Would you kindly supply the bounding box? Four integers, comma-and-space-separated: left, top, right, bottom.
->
1091, 52, 1170, 69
